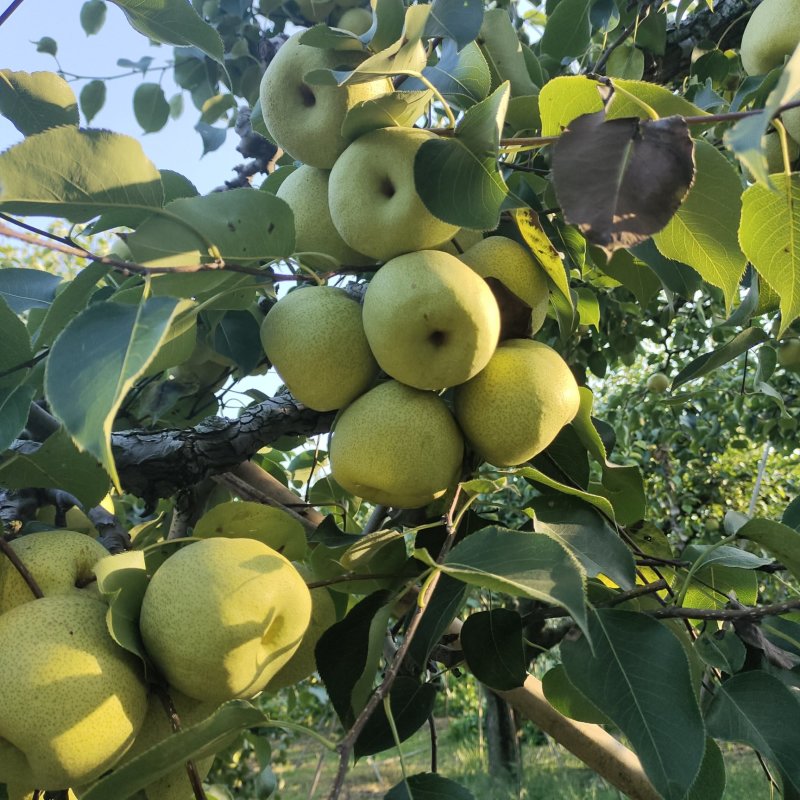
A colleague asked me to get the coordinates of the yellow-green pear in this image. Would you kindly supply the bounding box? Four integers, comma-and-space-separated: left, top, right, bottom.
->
337, 7, 372, 34
740, 0, 800, 75
139, 537, 312, 704
783, 104, 800, 144
777, 338, 800, 369
459, 236, 550, 334
362, 251, 501, 390
0, 595, 148, 789
330, 380, 464, 508
259, 32, 392, 168
646, 372, 670, 393
114, 690, 219, 800
454, 340, 580, 466
329, 127, 460, 261
276, 165, 372, 267
260, 286, 379, 411
0, 530, 109, 615
266, 578, 337, 690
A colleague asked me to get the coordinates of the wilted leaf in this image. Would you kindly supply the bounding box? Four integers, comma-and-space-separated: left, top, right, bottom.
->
552, 111, 694, 252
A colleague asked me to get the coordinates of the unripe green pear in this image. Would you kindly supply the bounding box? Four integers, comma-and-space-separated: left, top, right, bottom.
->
276, 165, 372, 267
740, 0, 800, 75
459, 236, 550, 334
330, 380, 464, 508
0, 595, 148, 790
114, 690, 219, 800
783, 105, 800, 145
777, 338, 800, 369
362, 250, 501, 390
454, 340, 580, 467
646, 372, 670, 393
260, 286, 379, 411
139, 537, 312, 704
337, 7, 372, 34
329, 127, 460, 261
259, 32, 392, 169
0, 530, 108, 615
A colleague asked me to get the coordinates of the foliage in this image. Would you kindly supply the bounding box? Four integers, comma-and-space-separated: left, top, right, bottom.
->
1, 1, 800, 799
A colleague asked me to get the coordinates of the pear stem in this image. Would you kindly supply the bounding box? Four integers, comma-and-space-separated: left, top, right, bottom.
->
0, 536, 44, 599
155, 686, 209, 800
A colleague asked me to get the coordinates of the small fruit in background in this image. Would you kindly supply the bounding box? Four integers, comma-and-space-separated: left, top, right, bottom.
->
336, 7, 372, 34
362, 250, 501, 390
646, 372, 671, 393
260, 285, 379, 411
777, 338, 800, 369
328, 126, 460, 260
330, 380, 464, 508
139, 537, 312, 704
454, 340, 581, 467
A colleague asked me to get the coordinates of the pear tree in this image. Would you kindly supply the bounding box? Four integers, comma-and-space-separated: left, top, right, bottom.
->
0, 1, 800, 799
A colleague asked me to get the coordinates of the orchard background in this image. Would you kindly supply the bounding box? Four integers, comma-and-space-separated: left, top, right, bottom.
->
1, 0, 800, 799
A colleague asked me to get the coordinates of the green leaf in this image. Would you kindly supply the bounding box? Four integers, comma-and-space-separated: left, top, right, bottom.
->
385, 773, 475, 800
739, 174, 800, 336
478, 9, 538, 97
0, 127, 163, 221
540, 0, 592, 63
414, 82, 510, 230
518, 465, 615, 520
108, 0, 225, 66
94, 550, 151, 669
688, 739, 727, 800
597, 249, 661, 307
694, 627, 746, 673
35, 37, 58, 56
200, 93, 237, 125
0, 70, 78, 135
737, 518, 800, 582
541, 664, 611, 724
193, 500, 307, 561
354, 676, 436, 757
0, 296, 32, 389
609, 78, 706, 120
126, 188, 294, 266
80, 700, 265, 800
133, 82, 170, 133
606, 44, 645, 80
653, 140, 746, 310
316, 591, 394, 726
80, 0, 107, 35
672, 327, 769, 389
35, 261, 110, 348
0, 267, 62, 313
683, 544, 772, 570
79, 79, 106, 124
423, 0, 483, 50
561, 609, 706, 800
0, 384, 35, 452
0, 428, 110, 507
530, 495, 636, 590
683, 565, 758, 609
421, 526, 588, 635
460, 608, 527, 690
44, 297, 183, 489
212, 308, 264, 372
705, 671, 800, 791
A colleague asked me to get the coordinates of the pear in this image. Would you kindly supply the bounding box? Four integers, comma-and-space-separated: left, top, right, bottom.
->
294, 0, 336, 21
0, 595, 148, 790
777, 338, 800, 369
265, 579, 337, 691
362, 250, 501, 390
139, 537, 312, 704
459, 236, 550, 334
336, 7, 372, 34
739, 0, 800, 75
454, 339, 581, 466
276, 165, 372, 267
330, 380, 464, 508
646, 372, 670, 393
329, 127, 460, 261
0, 530, 109, 615
259, 31, 392, 169
114, 690, 219, 800
260, 286, 379, 411
780, 104, 800, 146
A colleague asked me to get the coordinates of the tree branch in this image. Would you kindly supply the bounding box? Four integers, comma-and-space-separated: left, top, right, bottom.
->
0, 535, 44, 598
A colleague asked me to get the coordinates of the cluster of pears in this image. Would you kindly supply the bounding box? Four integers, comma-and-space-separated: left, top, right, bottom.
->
0, 528, 326, 799
258, 32, 581, 509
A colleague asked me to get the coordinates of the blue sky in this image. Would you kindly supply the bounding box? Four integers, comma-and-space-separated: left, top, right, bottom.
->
1, 1, 245, 193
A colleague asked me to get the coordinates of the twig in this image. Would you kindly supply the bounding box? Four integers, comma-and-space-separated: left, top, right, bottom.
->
325, 488, 463, 800
649, 597, 800, 622
0, 536, 44, 599
428, 715, 438, 774
593, 16, 643, 75
748, 441, 771, 516
0, 0, 25, 26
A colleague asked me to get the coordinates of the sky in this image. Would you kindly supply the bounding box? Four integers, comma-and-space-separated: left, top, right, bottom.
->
1, 1, 245, 193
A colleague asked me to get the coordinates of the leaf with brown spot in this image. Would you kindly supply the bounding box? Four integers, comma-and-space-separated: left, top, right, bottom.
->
551, 111, 695, 252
